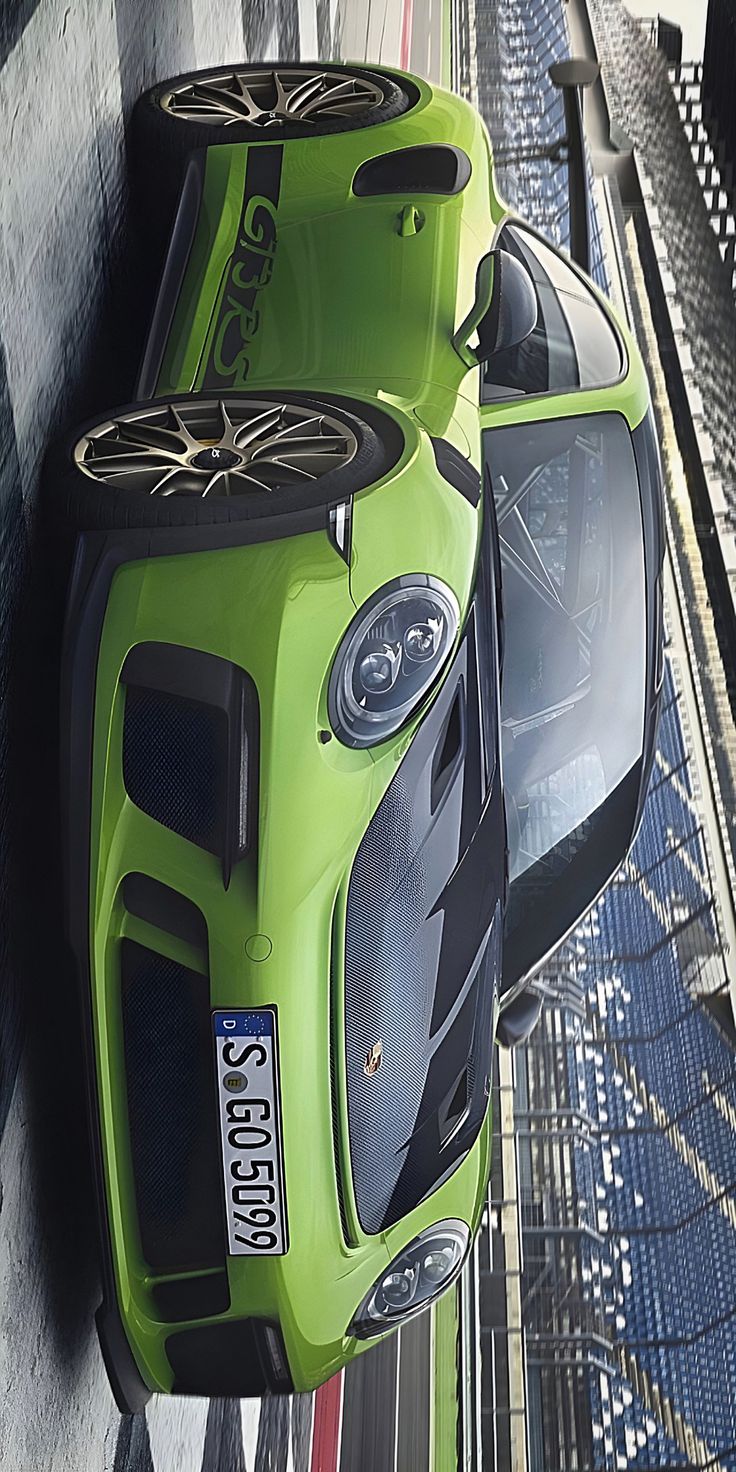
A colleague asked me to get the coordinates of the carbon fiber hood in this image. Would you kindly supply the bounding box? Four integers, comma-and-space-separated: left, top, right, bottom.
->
343, 582, 505, 1234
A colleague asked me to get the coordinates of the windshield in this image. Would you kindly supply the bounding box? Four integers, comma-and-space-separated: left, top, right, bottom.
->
483, 223, 624, 401
485, 412, 647, 981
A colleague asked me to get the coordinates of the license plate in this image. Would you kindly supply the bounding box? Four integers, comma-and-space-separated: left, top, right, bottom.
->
213, 1009, 288, 1255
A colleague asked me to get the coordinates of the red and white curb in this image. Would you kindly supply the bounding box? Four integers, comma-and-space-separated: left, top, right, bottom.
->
310, 1370, 345, 1472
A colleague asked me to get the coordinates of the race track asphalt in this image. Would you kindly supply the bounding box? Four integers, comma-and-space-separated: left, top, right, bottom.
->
0, 0, 443, 1468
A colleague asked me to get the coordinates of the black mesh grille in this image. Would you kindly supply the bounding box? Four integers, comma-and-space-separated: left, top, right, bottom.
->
121, 940, 226, 1273
123, 685, 225, 851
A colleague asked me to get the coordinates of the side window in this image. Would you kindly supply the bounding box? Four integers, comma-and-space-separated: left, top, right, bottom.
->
482, 224, 624, 402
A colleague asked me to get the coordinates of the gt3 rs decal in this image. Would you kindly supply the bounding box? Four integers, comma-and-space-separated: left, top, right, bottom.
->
204, 144, 283, 389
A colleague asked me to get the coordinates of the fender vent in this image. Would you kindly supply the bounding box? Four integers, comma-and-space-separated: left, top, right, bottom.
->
122, 873, 208, 953
431, 687, 466, 811
430, 438, 481, 506
352, 145, 472, 197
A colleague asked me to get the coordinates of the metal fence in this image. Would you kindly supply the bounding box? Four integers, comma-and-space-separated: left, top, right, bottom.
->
459, 0, 736, 1466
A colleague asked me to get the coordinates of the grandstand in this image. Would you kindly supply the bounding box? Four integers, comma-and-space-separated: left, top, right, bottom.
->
463, 0, 736, 1466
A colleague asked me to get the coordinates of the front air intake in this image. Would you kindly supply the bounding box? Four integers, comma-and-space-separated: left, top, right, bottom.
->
166, 1320, 293, 1397
123, 684, 224, 849
121, 642, 258, 885
120, 939, 226, 1273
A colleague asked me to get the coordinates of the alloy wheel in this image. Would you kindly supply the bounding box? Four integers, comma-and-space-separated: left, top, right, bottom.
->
158, 67, 387, 128
73, 398, 360, 498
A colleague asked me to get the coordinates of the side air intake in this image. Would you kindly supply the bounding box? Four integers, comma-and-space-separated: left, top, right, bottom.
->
352, 145, 472, 197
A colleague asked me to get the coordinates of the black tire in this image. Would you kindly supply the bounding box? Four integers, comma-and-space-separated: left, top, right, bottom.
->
43, 391, 396, 534
133, 61, 414, 152
131, 62, 414, 229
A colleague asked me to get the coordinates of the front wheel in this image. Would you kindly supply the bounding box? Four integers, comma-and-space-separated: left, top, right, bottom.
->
45, 392, 396, 532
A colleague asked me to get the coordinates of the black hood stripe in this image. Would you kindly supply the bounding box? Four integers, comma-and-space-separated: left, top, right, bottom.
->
343, 573, 505, 1234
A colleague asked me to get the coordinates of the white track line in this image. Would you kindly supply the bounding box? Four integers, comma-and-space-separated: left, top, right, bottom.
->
241, 1397, 261, 1465
392, 1330, 403, 1472
298, 0, 320, 57
146, 1396, 209, 1472
192, 1, 247, 68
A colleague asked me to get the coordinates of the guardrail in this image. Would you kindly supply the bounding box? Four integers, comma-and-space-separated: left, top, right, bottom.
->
458, 1251, 482, 1471
450, 0, 483, 1455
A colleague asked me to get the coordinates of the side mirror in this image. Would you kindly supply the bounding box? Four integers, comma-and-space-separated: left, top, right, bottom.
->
453, 248, 538, 369
496, 988, 543, 1049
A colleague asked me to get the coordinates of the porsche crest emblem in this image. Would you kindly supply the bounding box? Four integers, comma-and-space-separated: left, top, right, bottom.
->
363, 1040, 383, 1076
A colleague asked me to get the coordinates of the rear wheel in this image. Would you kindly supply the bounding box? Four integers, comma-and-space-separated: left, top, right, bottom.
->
45, 392, 393, 531
134, 61, 414, 152
131, 61, 416, 288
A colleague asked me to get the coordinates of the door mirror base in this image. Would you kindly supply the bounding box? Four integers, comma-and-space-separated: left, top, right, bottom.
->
453, 248, 537, 368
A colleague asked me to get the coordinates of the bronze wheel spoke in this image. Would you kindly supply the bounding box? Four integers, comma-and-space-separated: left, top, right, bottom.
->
74, 397, 359, 500
151, 468, 188, 497
231, 405, 283, 448
160, 66, 385, 127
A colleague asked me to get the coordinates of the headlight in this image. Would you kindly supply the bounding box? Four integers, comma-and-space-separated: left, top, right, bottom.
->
350, 1221, 470, 1339
328, 576, 460, 748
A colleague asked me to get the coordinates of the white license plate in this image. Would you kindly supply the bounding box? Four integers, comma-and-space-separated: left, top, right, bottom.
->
213, 1009, 288, 1255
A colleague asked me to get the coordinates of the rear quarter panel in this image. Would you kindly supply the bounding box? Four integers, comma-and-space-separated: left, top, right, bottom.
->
153, 75, 499, 406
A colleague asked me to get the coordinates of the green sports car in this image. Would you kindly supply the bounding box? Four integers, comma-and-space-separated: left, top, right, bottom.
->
52, 61, 664, 1407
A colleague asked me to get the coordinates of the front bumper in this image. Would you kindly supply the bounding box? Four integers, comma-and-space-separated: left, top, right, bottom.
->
64, 516, 385, 1397
62, 489, 488, 1399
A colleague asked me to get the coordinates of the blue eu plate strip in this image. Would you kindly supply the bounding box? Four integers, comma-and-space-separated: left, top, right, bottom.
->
214, 1009, 274, 1038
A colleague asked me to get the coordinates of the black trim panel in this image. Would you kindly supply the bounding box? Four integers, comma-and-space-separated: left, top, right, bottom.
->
122, 872, 208, 953
430, 438, 481, 506
151, 1271, 230, 1324
95, 1302, 151, 1414
327, 499, 353, 564
167, 1319, 293, 1397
